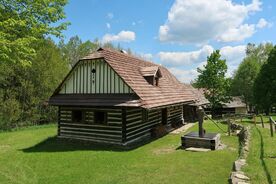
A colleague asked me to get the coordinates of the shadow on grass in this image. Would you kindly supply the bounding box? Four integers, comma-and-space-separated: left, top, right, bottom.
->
21, 135, 163, 153
256, 127, 273, 184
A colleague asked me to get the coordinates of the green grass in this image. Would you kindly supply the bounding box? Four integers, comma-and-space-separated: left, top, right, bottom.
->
0, 121, 238, 184
241, 115, 276, 184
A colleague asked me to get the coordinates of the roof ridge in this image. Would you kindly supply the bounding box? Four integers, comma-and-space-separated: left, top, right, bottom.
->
99, 47, 160, 66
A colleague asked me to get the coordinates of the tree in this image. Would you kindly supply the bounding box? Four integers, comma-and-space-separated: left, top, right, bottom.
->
195, 50, 231, 113
246, 43, 273, 64
0, 38, 69, 129
253, 46, 276, 114
0, 0, 69, 65
59, 36, 99, 67
231, 58, 260, 110
231, 43, 273, 111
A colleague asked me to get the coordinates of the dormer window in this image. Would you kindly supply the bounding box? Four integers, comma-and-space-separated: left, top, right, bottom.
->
140, 66, 162, 86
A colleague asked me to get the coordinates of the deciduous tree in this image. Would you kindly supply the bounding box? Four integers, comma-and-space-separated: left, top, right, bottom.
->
253, 46, 276, 114
195, 50, 231, 114
0, 0, 69, 65
231, 43, 273, 111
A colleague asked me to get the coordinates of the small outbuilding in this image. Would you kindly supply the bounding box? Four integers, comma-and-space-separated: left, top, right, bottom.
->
49, 48, 196, 146
221, 96, 247, 114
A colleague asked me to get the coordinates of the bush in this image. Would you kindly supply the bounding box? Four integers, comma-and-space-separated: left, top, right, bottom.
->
0, 98, 21, 130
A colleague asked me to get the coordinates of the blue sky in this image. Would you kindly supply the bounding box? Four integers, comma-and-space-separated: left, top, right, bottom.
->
57, 0, 276, 83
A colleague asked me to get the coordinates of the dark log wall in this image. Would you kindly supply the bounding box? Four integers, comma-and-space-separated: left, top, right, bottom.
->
183, 105, 197, 122
125, 108, 161, 142
58, 107, 123, 144
58, 105, 184, 145
125, 105, 183, 143
126, 108, 161, 142
167, 105, 183, 126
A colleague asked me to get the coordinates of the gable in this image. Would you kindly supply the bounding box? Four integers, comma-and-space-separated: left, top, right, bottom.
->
59, 59, 134, 94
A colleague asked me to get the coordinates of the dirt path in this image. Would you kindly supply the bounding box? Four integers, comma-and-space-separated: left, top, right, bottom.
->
170, 123, 196, 134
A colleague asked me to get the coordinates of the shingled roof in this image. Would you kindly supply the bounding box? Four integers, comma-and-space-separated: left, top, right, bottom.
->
223, 96, 246, 108
182, 84, 209, 106
51, 48, 196, 109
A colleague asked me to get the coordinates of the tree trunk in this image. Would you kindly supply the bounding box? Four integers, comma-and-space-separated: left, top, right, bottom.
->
265, 108, 269, 116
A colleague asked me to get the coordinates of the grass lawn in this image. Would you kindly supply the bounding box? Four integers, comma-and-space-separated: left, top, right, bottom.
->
242, 115, 276, 184
0, 121, 239, 184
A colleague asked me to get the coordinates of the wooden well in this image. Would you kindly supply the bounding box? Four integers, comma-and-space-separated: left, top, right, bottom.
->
181, 132, 220, 150
181, 106, 221, 150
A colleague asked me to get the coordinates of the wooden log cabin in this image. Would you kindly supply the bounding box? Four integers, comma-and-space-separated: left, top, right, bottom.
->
49, 48, 196, 146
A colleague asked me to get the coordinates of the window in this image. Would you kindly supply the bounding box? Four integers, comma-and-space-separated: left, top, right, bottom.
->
142, 109, 148, 122
144, 76, 155, 85
94, 111, 107, 124
72, 110, 84, 123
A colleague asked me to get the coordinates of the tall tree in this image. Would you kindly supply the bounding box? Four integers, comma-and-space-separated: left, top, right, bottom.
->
59, 36, 99, 67
253, 46, 276, 114
231, 43, 273, 110
0, 38, 69, 129
231, 58, 260, 110
195, 50, 231, 113
246, 43, 273, 64
0, 0, 69, 65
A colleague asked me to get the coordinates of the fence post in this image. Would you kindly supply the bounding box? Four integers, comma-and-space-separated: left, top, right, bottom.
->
269, 117, 274, 137
253, 115, 256, 126
240, 116, 243, 123
260, 115, 264, 128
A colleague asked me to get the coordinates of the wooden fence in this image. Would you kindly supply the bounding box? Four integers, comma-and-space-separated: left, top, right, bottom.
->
205, 113, 275, 137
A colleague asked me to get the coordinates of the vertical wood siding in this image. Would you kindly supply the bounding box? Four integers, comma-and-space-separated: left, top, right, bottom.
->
125, 108, 161, 142
59, 59, 133, 94
58, 107, 123, 144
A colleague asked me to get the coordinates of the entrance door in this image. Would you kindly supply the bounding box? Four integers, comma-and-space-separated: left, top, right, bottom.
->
162, 108, 168, 125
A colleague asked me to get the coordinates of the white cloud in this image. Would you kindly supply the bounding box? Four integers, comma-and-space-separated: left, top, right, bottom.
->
220, 45, 247, 76
158, 45, 213, 66
256, 18, 271, 28
220, 45, 246, 65
218, 24, 255, 42
106, 23, 111, 29
168, 67, 198, 83
107, 13, 114, 19
139, 53, 153, 61
158, 45, 246, 67
159, 45, 246, 82
102, 31, 136, 43
159, 0, 262, 44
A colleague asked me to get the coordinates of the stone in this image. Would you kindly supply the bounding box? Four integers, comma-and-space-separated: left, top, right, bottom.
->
185, 147, 211, 152
234, 159, 246, 171
235, 173, 250, 181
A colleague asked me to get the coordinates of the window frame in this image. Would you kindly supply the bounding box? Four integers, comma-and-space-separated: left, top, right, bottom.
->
72, 110, 85, 123
94, 111, 108, 124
